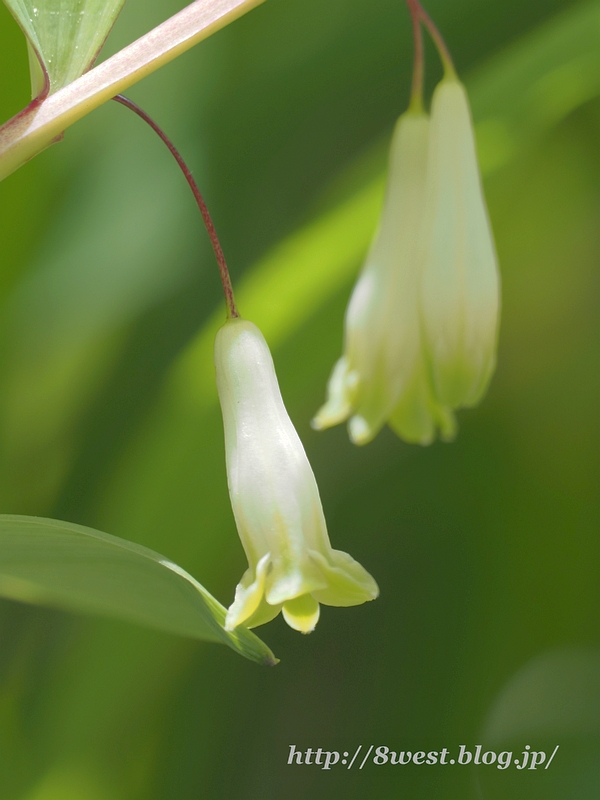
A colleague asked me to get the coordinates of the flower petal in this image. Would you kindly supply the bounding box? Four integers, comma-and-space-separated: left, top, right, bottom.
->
314, 111, 438, 445
309, 549, 379, 607
346, 113, 431, 433
311, 356, 354, 431
419, 78, 500, 409
388, 355, 457, 445
265, 556, 328, 606
225, 552, 271, 631
226, 554, 285, 630
282, 594, 320, 634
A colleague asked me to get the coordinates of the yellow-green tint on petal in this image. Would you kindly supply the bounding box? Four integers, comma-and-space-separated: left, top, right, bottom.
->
224, 552, 271, 631
342, 112, 431, 436
348, 413, 373, 445
314, 110, 454, 446
388, 356, 457, 445
419, 77, 500, 409
265, 555, 329, 607
311, 355, 354, 430
309, 549, 379, 606
282, 594, 320, 634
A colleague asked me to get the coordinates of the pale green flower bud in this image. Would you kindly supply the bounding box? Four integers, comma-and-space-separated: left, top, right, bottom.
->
215, 318, 378, 633
419, 77, 500, 408
313, 111, 455, 445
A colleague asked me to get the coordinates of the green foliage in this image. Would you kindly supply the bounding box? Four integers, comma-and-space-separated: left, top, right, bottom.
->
4, 0, 126, 95
0, 515, 276, 664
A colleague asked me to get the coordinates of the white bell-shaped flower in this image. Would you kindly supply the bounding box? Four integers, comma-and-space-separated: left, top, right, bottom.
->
419, 76, 500, 408
312, 110, 455, 445
215, 318, 378, 634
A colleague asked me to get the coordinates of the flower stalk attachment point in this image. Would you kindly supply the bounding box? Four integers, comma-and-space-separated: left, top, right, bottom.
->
215, 319, 379, 633
313, 1, 499, 445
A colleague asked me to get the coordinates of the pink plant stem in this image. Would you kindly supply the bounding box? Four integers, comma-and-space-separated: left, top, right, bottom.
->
406, 0, 424, 110
405, 0, 455, 77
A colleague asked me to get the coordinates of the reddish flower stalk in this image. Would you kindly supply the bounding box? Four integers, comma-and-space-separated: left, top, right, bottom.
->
405, 0, 455, 78
113, 94, 238, 319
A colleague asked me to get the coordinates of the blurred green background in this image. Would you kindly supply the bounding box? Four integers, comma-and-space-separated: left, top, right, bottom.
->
1, 0, 600, 797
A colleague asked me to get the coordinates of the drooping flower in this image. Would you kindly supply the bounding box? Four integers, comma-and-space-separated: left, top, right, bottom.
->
215, 318, 378, 633
419, 76, 500, 409
312, 110, 456, 445
313, 75, 499, 445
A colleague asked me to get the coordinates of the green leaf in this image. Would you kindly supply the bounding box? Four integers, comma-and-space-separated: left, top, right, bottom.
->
0, 514, 277, 665
4, 0, 126, 95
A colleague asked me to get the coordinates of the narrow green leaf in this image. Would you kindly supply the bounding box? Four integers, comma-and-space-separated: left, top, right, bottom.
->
4, 0, 126, 95
0, 515, 277, 665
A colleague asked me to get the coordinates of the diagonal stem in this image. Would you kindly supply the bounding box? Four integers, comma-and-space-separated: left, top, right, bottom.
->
0, 0, 265, 183
113, 95, 238, 319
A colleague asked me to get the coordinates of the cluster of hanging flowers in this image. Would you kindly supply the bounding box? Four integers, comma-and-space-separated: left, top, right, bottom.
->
312, 1, 500, 446
8, 1, 499, 644
214, 1, 500, 634
180, 0, 500, 637
214, 1, 501, 635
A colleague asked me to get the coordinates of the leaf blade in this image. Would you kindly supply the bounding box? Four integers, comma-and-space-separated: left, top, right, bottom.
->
0, 514, 277, 665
